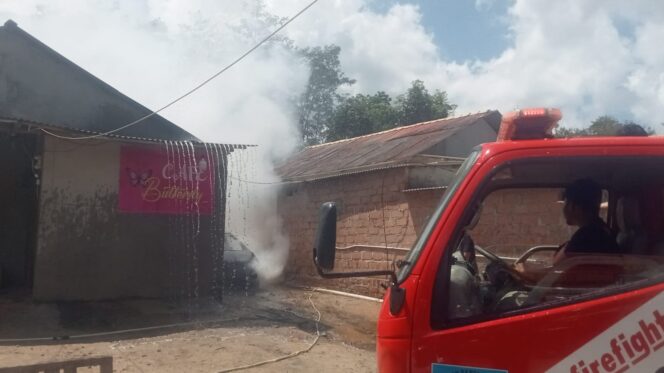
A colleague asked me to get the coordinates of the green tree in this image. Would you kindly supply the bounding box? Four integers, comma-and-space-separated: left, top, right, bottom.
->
397, 80, 432, 125
326, 92, 398, 141
324, 80, 457, 142
431, 90, 456, 120
588, 116, 622, 135
620, 121, 655, 135
396, 80, 456, 126
297, 45, 355, 145
555, 115, 654, 137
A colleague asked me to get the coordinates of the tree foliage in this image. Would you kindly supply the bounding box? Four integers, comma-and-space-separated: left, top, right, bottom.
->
396, 80, 456, 126
296, 45, 456, 145
326, 92, 398, 142
297, 45, 355, 145
556, 115, 654, 137
324, 80, 456, 143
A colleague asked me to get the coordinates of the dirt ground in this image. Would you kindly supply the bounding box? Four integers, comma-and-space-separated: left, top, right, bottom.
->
0, 286, 381, 372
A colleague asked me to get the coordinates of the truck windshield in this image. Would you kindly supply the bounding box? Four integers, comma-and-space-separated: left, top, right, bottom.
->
397, 148, 480, 283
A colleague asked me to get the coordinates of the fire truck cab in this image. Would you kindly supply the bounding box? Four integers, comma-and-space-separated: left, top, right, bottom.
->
313, 109, 664, 373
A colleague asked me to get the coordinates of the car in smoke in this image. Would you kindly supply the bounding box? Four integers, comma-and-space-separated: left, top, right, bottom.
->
222, 233, 259, 294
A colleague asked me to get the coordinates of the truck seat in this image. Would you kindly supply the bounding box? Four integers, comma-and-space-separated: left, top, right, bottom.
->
615, 196, 648, 254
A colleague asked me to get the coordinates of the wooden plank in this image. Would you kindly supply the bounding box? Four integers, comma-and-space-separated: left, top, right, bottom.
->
0, 356, 113, 373
98, 357, 113, 373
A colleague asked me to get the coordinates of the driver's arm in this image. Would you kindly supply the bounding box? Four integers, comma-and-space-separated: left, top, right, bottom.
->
514, 242, 569, 283
552, 244, 568, 265
514, 243, 567, 282
514, 261, 549, 283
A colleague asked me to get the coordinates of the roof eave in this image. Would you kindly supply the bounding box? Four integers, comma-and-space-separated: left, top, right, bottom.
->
282, 159, 463, 183
0, 117, 253, 148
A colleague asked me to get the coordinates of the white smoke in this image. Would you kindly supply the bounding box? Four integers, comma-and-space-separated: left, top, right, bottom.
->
0, 0, 306, 283
225, 148, 292, 284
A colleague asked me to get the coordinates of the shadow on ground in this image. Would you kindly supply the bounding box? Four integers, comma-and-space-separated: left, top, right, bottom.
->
0, 289, 330, 346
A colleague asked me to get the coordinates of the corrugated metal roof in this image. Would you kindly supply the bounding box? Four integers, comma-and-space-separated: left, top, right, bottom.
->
0, 116, 252, 149
276, 111, 501, 182
0, 20, 198, 142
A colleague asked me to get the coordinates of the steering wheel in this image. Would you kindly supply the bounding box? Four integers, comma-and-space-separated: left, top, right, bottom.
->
513, 245, 560, 266
475, 245, 529, 285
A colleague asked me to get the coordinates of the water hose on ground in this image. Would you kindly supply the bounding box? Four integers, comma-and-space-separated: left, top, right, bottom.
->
0, 291, 328, 371
300, 286, 382, 303
216, 294, 322, 373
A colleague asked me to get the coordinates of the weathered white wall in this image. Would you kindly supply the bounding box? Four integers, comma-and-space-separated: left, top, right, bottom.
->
33, 137, 221, 301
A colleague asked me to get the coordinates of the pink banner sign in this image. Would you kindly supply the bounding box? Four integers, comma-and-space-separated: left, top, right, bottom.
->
119, 145, 217, 215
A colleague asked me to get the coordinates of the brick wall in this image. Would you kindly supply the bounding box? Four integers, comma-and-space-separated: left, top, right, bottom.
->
278, 172, 573, 297
279, 168, 435, 297
470, 189, 573, 258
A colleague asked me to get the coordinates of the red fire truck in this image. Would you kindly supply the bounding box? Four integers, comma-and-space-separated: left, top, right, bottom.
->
313, 108, 664, 373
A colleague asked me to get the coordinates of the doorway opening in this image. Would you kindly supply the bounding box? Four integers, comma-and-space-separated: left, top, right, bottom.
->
0, 131, 40, 296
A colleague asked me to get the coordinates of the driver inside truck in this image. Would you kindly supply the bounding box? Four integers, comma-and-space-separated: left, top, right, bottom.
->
515, 178, 620, 281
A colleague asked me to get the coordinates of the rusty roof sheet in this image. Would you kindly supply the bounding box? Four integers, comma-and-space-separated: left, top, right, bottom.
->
277, 111, 501, 182
0, 116, 252, 149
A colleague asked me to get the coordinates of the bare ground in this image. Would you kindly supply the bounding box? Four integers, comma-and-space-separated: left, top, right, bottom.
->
0, 286, 380, 372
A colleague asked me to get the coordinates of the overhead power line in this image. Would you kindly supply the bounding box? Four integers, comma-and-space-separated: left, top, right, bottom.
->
41, 0, 321, 141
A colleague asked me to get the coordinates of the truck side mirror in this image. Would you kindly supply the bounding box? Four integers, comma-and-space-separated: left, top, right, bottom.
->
313, 202, 337, 271
311, 201, 404, 314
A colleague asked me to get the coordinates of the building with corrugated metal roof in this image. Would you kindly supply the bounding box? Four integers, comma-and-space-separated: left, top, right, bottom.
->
0, 20, 238, 301
276, 111, 502, 296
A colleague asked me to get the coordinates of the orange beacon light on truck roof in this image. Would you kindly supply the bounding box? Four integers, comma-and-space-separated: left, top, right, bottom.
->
497, 107, 562, 141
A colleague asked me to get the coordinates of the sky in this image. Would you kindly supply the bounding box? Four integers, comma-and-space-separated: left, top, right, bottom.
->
372, 0, 512, 62
2, 0, 663, 148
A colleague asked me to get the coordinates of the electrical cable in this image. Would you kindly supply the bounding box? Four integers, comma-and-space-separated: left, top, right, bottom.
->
227, 174, 296, 185
39, 0, 321, 141
0, 317, 242, 344
217, 294, 322, 373
380, 171, 390, 272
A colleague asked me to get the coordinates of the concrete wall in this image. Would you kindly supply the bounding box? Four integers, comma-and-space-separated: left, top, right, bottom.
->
440, 120, 497, 157
424, 120, 497, 157
407, 166, 456, 189
33, 137, 224, 301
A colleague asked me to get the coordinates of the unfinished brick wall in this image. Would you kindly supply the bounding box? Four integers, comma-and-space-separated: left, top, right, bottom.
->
279, 169, 436, 297
279, 173, 573, 297
470, 189, 573, 258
